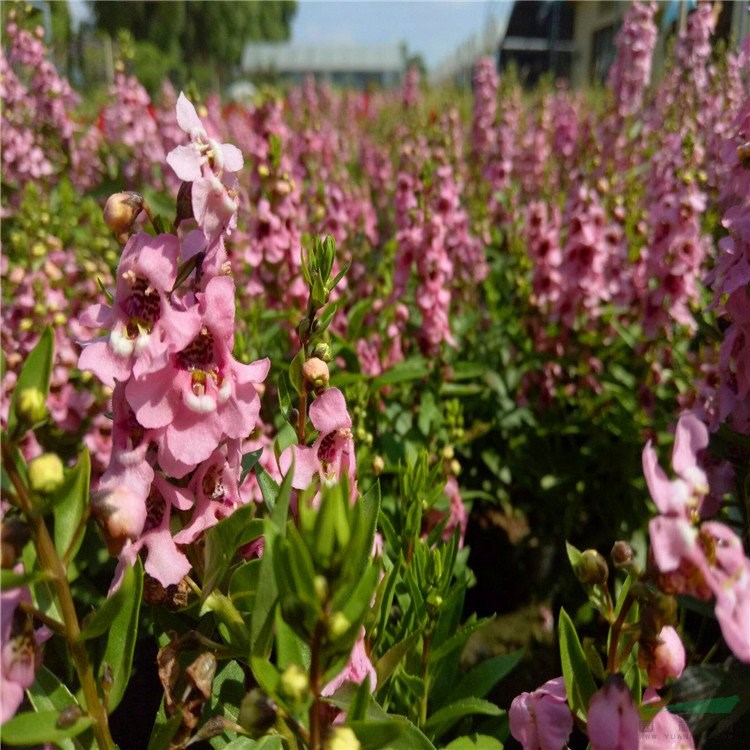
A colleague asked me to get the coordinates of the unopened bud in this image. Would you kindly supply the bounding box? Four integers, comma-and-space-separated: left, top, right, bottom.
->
28, 454, 64, 495
442, 445, 455, 461
302, 358, 330, 390
575, 549, 609, 586
611, 541, 634, 568
90, 486, 147, 555
450, 459, 461, 476
325, 727, 361, 750
238, 688, 277, 738
16, 387, 47, 426
103, 192, 143, 238
279, 664, 309, 704
372, 456, 385, 476
327, 611, 351, 641
314, 575, 329, 603
311, 341, 332, 362
56, 706, 83, 729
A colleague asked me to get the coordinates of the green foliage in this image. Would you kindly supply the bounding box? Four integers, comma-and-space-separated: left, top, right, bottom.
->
90, 1, 297, 89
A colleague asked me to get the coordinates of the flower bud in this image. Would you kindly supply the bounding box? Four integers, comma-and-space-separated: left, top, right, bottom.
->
238, 688, 277, 738
575, 549, 609, 586
372, 456, 385, 476
611, 541, 634, 568
90, 486, 147, 555
16, 387, 47, 426
311, 341, 332, 362
314, 575, 329, 603
302, 358, 330, 390
28, 454, 64, 495
103, 192, 143, 239
325, 727, 361, 750
327, 611, 351, 641
279, 664, 309, 704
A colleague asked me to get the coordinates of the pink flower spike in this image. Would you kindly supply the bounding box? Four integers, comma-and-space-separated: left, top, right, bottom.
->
587, 675, 640, 750
509, 676, 573, 750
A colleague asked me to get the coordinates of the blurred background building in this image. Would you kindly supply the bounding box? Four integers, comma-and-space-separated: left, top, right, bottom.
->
240, 42, 404, 89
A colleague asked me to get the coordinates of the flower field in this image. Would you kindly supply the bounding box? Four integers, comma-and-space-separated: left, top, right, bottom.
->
1, 2, 749, 749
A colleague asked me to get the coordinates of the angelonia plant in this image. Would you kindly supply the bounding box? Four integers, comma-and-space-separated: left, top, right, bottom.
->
0, 89, 511, 750
2, 1, 750, 749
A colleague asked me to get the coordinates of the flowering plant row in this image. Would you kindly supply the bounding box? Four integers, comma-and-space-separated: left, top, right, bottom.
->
1, 2, 749, 748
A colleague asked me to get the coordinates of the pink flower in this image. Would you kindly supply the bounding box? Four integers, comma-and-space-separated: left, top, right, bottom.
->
509, 676, 573, 750
322, 628, 377, 696
639, 625, 686, 689
280, 387, 356, 495
587, 675, 640, 750
1, 570, 50, 724
172, 445, 242, 545
125, 275, 269, 477
167, 93, 243, 241
78, 232, 193, 388
639, 689, 695, 750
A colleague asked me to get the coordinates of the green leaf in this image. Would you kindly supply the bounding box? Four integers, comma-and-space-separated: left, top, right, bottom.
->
256, 466, 280, 513
275, 608, 311, 670
100, 557, 143, 712
374, 632, 420, 688
1, 567, 48, 589
289, 349, 306, 396
559, 606, 597, 720
0, 710, 93, 745
444, 735, 504, 750
565, 541, 582, 572
345, 298, 372, 340
442, 651, 523, 705
329, 261, 351, 292
271, 463, 294, 531
372, 357, 428, 389
424, 698, 502, 737
203, 506, 264, 598
147, 703, 183, 750
229, 559, 262, 614
53, 447, 90, 564
250, 656, 280, 697
80, 562, 139, 641
239, 448, 264, 487
430, 617, 493, 664
203, 659, 247, 743
314, 303, 337, 338
250, 523, 279, 659
8, 327, 54, 436
26, 668, 85, 750
349, 717, 436, 750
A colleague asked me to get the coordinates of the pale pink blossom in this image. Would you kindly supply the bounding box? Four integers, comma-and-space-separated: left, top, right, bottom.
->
509, 676, 573, 750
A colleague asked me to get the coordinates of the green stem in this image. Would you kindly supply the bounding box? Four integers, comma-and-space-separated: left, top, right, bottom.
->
309, 620, 325, 750
419, 629, 432, 729
607, 592, 635, 674
2, 443, 115, 750
18, 599, 66, 635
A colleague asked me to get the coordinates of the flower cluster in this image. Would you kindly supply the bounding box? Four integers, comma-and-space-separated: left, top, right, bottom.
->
79, 95, 269, 589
